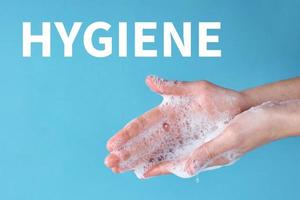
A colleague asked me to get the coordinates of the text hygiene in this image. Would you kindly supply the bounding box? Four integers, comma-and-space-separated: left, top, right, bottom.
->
22, 22, 222, 58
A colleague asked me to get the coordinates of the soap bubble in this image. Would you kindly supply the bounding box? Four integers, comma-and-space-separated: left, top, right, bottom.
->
112, 94, 236, 178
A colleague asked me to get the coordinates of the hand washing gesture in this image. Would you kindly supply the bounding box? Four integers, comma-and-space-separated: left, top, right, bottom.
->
105, 76, 300, 179
105, 76, 246, 178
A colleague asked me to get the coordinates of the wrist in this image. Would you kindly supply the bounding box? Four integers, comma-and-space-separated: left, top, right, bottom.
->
265, 100, 300, 139
239, 90, 255, 111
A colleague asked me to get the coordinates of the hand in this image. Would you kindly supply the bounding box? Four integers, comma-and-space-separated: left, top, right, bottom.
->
160, 100, 300, 178
104, 75, 247, 178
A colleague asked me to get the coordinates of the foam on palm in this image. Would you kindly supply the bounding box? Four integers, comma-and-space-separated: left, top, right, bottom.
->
111, 92, 239, 179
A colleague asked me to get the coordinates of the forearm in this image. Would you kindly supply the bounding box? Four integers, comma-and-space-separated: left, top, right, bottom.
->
275, 100, 300, 138
261, 100, 300, 141
241, 77, 300, 110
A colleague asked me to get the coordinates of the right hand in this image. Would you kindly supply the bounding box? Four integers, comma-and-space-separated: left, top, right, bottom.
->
147, 99, 300, 178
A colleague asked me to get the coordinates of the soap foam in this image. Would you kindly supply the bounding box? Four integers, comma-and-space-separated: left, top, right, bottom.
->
113, 98, 300, 179
112, 94, 237, 179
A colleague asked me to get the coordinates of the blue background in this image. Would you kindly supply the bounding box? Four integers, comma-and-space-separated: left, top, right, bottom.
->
1, 0, 300, 199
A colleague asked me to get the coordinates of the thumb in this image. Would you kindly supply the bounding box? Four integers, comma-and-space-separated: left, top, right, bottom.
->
184, 129, 237, 175
145, 75, 193, 95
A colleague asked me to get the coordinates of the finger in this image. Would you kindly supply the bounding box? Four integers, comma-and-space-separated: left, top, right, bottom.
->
112, 167, 121, 173
143, 161, 171, 178
106, 108, 163, 152
205, 156, 230, 169
116, 135, 182, 173
185, 129, 237, 175
145, 75, 196, 96
114, 126, 182, 173
110, 124, 173, 173
205, 150, 241, 169
185, 143, 215, 175
104, 153, 120, 168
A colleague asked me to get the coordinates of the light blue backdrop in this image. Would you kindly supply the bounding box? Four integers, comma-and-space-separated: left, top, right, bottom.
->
1, 0, 300, 199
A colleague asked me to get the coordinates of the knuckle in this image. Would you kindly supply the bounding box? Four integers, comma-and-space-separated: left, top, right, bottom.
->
121, 129, 131, 140
193, 81, 214, 98
201, 143, 215, 160
136, 116, 146, 128
117, 149, 130, 161
197, 80, 212, 90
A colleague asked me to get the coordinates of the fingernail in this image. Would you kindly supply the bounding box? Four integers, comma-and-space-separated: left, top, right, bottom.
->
104, 154, 120, 168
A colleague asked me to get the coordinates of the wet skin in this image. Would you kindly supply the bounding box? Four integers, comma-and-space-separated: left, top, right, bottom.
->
104, 76, 300, 178
105, 76, 247, 177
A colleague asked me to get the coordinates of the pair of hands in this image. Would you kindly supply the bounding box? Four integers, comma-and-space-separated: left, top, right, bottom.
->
104, 76, 292, 178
